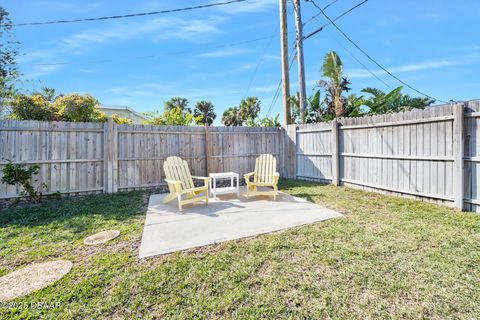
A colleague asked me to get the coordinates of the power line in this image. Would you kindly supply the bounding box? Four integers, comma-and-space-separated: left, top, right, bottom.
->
243, 27, 278, 99
333, 35, 393, 89
303, 0, 340, 26
265, 46, 296, 117
305, 0, 448, 103
303, 0, 368, 40
20, 34, 284, 67
6, 0, 248, 27
320, 24, 393, 89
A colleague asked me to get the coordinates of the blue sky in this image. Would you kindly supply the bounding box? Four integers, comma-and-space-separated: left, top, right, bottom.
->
3, 0, 480, 124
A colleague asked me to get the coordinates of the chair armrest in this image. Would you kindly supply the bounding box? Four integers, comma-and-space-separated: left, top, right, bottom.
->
165, 179, 182, 192
244, 172, 255, 182
192, 176, 210, 186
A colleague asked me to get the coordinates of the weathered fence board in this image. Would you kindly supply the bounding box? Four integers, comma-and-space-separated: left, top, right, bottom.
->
0, 121, 282, 198
294, 101, 479, 212
0, 120, 105, 198
2, 100, 480, 213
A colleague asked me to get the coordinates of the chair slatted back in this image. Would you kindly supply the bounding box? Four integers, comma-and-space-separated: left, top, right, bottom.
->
253, 154, 276, 184
164, 156, 195, 191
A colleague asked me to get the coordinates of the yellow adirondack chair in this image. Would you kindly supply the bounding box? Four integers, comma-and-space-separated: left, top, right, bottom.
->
163, 156, 209, 211
244, 154, 279, 200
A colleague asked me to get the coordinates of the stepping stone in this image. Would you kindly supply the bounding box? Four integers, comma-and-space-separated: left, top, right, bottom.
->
83, 230, 120, 245
0, 260, 73, 302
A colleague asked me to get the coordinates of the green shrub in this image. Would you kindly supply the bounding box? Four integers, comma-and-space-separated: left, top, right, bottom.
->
147, 107, 193, 126
111, 114, 133, 124
9, 94, 59, 121
1, 161, 46, 202
54, 93, 101, 122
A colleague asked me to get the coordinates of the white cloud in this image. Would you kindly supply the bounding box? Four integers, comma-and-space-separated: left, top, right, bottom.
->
251, 84, 278, 93
263, 54, 281, 61
105, 87, 155, 97
346, 55, 478, 79
58, 16, 225, 54
79, 69, 98, 74
377, 15, 403, 27
215, 0, 277, 14
23, 64, 64, 78
198, 48, 251, 58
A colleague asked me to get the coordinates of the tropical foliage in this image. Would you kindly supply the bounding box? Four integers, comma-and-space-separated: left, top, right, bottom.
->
238, 96, 261, 122
9, 94, 60, 121
361, 86, 435, 114
256, 114, 282, 127
221, 96, 274, 127
110, 114, 133, 124
35, 86, 59, 102
8, 91, 131, 123
165, 97, 190, 112
288, 51, 436, 124
146, 106, 194, 126
144, 97, 195, 126
221, 107, 242, 126
319, 51, 351, 118
0, 6, 20, 109
194, 100, 216, 126
1, 161, 45, 202
54, 94, 103, 122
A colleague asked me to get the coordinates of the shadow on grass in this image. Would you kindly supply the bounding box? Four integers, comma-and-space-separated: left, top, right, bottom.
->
278, 178, 330, 203
0, 191, 147, 233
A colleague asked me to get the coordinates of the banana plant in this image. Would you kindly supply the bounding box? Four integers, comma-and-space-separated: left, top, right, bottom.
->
320, 51, 351, 118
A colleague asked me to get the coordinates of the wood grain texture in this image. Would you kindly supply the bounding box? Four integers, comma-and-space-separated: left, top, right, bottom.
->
0, 121, 282, 198
293, 103, 476, 211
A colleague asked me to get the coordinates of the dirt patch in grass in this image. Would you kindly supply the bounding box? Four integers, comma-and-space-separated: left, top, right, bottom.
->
0, 260, 73, 302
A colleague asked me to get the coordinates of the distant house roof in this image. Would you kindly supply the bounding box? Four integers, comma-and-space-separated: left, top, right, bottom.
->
99, 104, 148, 122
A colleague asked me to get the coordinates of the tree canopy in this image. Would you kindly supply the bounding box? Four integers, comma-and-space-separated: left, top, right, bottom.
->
0, 6, 20, 115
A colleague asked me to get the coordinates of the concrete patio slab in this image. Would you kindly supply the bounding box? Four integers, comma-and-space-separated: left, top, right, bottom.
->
139, 187, 343, 258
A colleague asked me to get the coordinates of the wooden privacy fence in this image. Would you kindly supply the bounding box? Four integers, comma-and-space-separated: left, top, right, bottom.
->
284, 100, 480, 212
0, 121, 283, 199
2, 100, 480, 213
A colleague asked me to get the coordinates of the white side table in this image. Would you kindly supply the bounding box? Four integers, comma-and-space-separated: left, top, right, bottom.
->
209, 172, 240, 198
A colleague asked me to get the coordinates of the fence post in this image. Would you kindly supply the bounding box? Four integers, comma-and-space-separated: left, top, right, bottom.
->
284, 124, 297, 179
104, 118, 118, 193
453, 103, 465, 210
204, 124, 211, 176
331, 120, 340, 186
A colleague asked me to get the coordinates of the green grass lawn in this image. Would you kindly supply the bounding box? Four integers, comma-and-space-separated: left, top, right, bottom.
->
1, 180, 479, 319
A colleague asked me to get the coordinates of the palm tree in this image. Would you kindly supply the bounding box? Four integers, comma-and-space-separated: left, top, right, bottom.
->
194, 100, 216, 126
165, 97, 190, 112
221, 107, 242, 126
238, 96, 261, 121
319, 51, 351, 118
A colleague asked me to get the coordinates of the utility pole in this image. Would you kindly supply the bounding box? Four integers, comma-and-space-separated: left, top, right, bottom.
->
279, 0, 291, 125
293, 0, 307, 124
